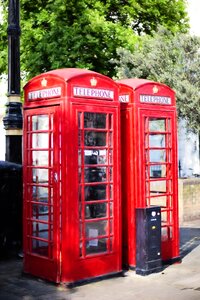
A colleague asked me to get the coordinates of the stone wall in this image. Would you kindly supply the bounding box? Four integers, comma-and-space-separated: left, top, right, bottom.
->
178, 178, 200, 225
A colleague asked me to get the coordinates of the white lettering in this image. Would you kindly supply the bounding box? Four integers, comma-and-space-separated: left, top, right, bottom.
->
119, 94, 129, 103
140, 95, 171, 105
28, 87, 62, 100
73, 87, 114, 100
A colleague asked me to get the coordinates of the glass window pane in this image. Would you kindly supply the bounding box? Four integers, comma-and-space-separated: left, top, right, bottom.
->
149, 134, 165, 147
84, 149, 98, 164
150, 180, 166, 193
98, 149, 107, 164
84, 131, 106, 146
32, 169, 48, 184
149, 196, 167, 207
149, 165, 166, 178
32, 151, 49, 166
84, 167, 106, 183
109, 132, 113, 147
86, 238, 108, 255
86, 220, 108, 237
32, 115, 49, 131
32, 133, 49, 149
110, 202, 113, 216
32, 222, 49, 239
85, 203, 107, 219
32, 204, 50, 221
85, 184, 106, 201
32, 186, 48, 203
149, 119, 165, 132
32, 239, 49, 257
84, 149, 107, 164
149, 150, 166, 162
84, 113, 106, 128
110, 184, 113, 199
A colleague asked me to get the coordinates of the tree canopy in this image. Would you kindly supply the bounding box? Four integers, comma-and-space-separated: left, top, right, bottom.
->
0, 0, 189, 80
115, 27, 200, 132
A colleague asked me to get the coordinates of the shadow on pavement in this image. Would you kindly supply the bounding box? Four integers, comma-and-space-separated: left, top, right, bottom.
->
179, 226, 200, 258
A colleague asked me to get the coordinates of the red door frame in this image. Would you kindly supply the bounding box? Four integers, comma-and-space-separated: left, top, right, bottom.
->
118, 79, 180, 268
23, 106, 61, 282
61, 104, 121, 283
139, 108, 179, 262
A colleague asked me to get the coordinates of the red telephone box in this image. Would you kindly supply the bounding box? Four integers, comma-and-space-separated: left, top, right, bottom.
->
23, 68, 121, 283
117, 78, 180, 268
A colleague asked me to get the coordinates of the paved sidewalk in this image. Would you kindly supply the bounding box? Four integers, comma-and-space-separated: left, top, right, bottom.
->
0, 223, 200, 300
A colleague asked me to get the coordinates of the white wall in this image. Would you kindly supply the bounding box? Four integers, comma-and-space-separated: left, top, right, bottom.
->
178, 119, 200, 177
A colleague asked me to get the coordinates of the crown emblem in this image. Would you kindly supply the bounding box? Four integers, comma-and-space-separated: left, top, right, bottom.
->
90, 77, 97, 86
153, 85, 158, 94
41, 78, 47, 87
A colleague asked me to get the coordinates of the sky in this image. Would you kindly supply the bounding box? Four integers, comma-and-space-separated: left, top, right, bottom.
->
187, 0, 200, 36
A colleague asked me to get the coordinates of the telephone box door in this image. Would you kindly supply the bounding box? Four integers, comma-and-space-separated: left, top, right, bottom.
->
61, 104, 121, 282
23, 106, 61, 282
140, 109, 179, 261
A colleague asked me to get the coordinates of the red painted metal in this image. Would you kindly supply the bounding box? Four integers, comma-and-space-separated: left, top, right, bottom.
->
23, 68, 121, 283
117, 78, 180, 268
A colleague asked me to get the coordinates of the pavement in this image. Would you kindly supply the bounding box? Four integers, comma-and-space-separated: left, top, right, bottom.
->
0, 221, 200, 300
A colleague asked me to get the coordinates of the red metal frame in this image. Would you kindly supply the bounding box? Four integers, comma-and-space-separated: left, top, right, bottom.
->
23, 69, 121, 283
117, 79, 180, 268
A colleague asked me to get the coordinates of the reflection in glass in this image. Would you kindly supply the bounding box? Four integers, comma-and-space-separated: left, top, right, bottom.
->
109, 150, 113, 164
149, 150, 166, 162
86, 220, 108, 237
32, 240, 49, 256
32, 204, 49, 220
84, 167, 106, 183
32, 186, 48, 202
98, 150, 107, 164
85, 203, 107, 219
32, 222, 49, 239
84, 150, 98, 164
109, 167, 113, 181
149, 165, 166, 178
109, 114, 112, 130
110, 184, 113, 199
149, 134, 165, 147
84, 131, 106, 146
84, 113, 106, 129
32, 133, 49, 149
32, 169, 48, 183
110, 219, 113, 233
149, 119, 165, 132
84, 149, 107, 164
32, 115, 49, 131
32, 151, 49, 166
86, 238, 107, 255
85, 184, 106, 200
109, 132, 113, 147
110, 202, 113, 216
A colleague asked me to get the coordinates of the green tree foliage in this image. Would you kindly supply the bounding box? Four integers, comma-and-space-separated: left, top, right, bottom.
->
115, 27, 200, 132
0, 0, 188, 80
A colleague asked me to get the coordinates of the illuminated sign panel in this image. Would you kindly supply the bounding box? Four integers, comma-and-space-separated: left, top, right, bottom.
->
140, 95, 171, 105
28, 87, 61, 100
73, 87, 114, 100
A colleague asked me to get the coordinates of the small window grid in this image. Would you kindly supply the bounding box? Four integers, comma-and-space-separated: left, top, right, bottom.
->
144, 117, 174, 241
78, 112, 114, 257
26, 114, 56, 258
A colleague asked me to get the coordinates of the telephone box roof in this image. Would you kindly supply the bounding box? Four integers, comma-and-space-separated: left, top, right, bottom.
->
116, 78, 174, 93
24, 68, 114, 87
